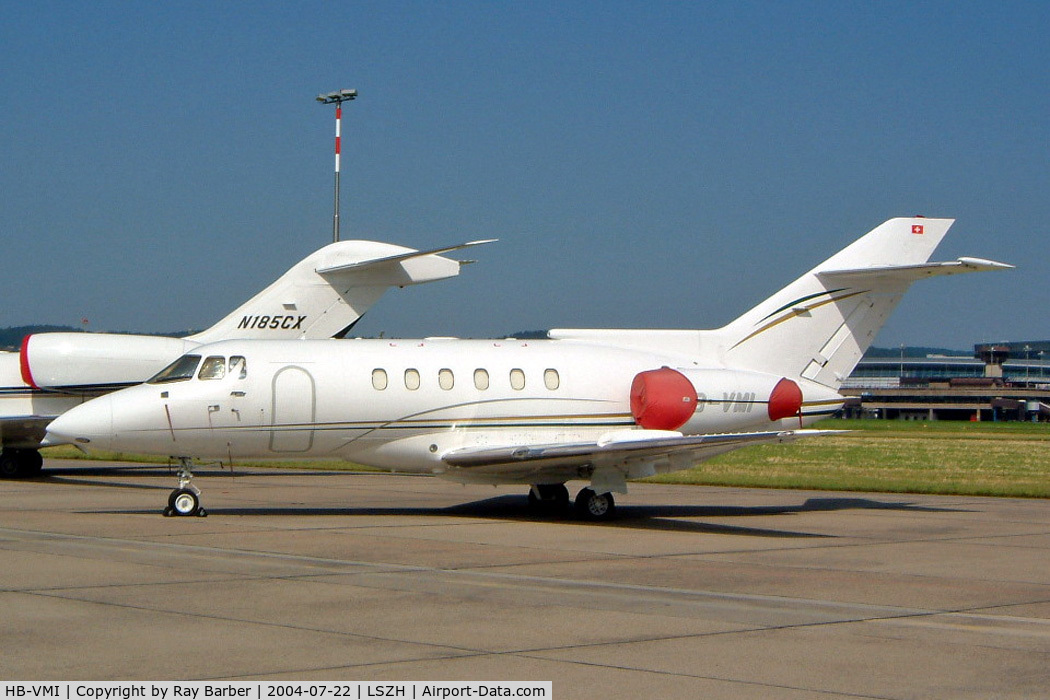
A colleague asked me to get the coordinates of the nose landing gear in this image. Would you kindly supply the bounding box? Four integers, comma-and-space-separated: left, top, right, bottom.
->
163, 458, 207, 517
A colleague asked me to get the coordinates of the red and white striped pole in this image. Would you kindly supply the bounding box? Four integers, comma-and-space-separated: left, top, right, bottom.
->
333, 103, 342, 242
316, 89, 357, 243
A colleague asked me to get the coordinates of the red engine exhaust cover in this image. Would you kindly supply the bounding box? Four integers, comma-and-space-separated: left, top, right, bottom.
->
630, 368, 697, 430
767, 377, 803, 421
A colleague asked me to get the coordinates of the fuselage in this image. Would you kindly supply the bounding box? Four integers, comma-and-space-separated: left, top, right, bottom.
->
50, 338, 844, 475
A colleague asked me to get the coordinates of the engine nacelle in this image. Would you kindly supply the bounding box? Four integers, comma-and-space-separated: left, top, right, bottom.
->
630, 367, 803, 434
21, 333, 198, 392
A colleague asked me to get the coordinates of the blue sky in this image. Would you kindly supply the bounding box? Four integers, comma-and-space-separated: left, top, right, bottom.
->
1, 1, 1046, 349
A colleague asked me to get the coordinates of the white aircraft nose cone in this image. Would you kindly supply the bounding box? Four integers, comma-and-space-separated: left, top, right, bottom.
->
46, 394, 115, 452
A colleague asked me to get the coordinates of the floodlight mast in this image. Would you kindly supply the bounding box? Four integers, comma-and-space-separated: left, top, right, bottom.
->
315, 89, 357, 242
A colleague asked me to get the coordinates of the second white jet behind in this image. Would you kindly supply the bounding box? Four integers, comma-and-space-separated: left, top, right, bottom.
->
1, 238, 491, 476
47, 218, 1010, 519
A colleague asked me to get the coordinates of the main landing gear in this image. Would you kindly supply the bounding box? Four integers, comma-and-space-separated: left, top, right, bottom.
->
527, 483, 570, 510
526, 483, 616, 521
163, 458, 207, 517
0, 449, 44, 479
574, 488, 615, 521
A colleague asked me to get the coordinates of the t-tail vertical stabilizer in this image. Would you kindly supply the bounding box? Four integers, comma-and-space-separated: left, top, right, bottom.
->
189, 239, 494, 343
718, 217, 1011, 389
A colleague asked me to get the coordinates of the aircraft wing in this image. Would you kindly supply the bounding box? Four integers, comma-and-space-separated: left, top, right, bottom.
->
0, 415, 58, 449
441, 429, 840, 483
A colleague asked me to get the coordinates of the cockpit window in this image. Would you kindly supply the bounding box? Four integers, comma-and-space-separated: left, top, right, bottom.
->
148, 354, 202, 384
230, 356, 247, 379
198, 356, 226, 381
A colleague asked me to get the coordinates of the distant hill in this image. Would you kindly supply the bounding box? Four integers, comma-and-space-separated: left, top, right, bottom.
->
506, 330, 551, 340
506, 334, 972, 358
510, 335, 972, 358
0, 325, 79, 351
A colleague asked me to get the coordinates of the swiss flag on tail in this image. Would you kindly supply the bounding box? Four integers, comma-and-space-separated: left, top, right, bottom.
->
912, 224, 924, 234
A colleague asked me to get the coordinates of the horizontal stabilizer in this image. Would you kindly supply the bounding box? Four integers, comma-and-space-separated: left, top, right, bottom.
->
316, 239, 497, 276
817, 257, 1013, 282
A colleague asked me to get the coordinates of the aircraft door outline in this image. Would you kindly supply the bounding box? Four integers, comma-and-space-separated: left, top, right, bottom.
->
269, 365, 316, 452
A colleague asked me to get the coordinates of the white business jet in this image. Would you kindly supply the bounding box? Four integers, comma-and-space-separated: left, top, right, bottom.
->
0, 238, 492, 477
46, 218, 1010, 520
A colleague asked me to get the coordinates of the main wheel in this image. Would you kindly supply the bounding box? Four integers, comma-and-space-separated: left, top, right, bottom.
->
540, 483, 570, 505
574, 488, 616, 521
0, 450, 44, 478
0, 452, 20, 478
18, 450, 43, 477
528, 483, 571, 511
168, 488, 201, 517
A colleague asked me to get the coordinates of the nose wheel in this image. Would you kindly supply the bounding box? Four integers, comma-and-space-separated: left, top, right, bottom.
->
163, 458, 207, 517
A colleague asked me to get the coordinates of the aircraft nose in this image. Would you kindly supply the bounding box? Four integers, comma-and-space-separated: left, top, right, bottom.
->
46, 394, 115, 452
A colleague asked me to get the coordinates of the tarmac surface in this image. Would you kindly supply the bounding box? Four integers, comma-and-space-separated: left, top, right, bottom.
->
1, 460, 1048, 699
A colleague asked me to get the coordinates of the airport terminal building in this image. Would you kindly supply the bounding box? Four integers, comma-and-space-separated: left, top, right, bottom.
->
842, 341, 1050, 421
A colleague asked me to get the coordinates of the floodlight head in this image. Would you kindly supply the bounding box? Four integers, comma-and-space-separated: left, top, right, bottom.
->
316, 89, 358, 105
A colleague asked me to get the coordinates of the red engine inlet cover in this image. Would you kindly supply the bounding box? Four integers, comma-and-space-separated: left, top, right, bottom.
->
630, 368, 697, 431
19, 335, 37, 388
768, 377, 803, 421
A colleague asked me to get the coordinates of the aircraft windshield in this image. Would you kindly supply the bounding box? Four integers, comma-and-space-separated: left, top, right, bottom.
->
148, 354, 202, 384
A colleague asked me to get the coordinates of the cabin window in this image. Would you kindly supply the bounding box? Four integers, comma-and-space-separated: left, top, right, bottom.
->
148, 354, 202, 384
510, 368, 526, 391
474, 368, 489, 390
372, 368, 388, 391
404, 368, 420, 390
544, 368, 560, 390
198, 356, 227, 381
438, 368, 455, 391
230, 356, 247, 379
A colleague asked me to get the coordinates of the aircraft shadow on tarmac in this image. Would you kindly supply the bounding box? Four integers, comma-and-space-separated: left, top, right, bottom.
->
96, 499, 839, 537
40, 466, 306, 480
33, 467, 973, 537
36, 466, 333, 490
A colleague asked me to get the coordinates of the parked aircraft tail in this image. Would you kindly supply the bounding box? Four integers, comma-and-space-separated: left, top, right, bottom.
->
717, 217, 1011, 388
19, 239, 495, 394
189, 239, 495, 343
551, 217, 1010, 391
